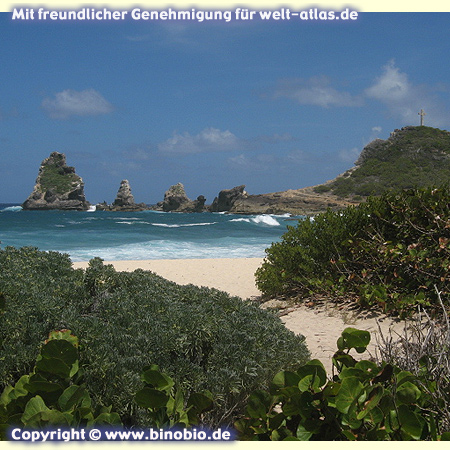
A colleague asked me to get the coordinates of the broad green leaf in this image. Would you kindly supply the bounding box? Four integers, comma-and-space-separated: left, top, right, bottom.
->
92, 412, 122, 425
332, 351, 357, 370
21, 395, 50, 425
135, 388, 169, 409
396, 370, 416, 386
58, 385, 88, 411
356, 385, 384, 419
47, 330, 79, 347
396, 382, 422, 404
40, 409, 70, 425
141, 369, 174, 391
26, 380, 62, 395
398, 405, 425, 440
338, 328, 370, 353
40, 340, 78, 366
355, 360, 379, 376
296, 425, 313, 440
341, 430, 357, 440
245, 390, 271, 419
335, 377, 363, 414
364, 405, 384, 425
297, 362, 327, 392
187, 391, 213, 413
268, 413, 285, 430
272, 371, 300, 390
36, 357, 72, 378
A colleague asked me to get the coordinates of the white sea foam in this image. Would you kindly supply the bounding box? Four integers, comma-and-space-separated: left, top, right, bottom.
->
230, 215, 280, 226
252, 215, 280, 226
151, 222, 218, 228
69, 238, 268, 262
87, 205, 97, 212
230, 218, 251, 223
1, 206, 23, 212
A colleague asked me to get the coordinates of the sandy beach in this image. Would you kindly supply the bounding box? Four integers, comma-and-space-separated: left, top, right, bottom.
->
73, 258, 406, 372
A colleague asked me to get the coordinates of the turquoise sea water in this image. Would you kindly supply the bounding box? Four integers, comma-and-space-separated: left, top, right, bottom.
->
0, 204, 302, 261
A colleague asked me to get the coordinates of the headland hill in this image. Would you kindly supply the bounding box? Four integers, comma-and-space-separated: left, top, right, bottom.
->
21, 126, 450, 215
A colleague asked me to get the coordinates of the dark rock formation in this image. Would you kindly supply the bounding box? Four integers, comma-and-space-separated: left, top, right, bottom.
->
210, 185, 247, 212
161, 183, 191, 212
96, 180, 148, 211
22, 152, 90, 210
155, 183, 207, 213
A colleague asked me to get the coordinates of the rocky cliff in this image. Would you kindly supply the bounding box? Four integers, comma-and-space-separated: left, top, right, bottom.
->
206, 184, 355, 215
22, 152, 90, 211
96, 180, 148, 212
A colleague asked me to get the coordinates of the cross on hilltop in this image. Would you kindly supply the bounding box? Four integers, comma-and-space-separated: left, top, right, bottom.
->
418, 109, 426, 126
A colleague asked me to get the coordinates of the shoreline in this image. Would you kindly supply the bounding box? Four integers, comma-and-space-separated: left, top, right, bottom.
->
72, 257, 406, 371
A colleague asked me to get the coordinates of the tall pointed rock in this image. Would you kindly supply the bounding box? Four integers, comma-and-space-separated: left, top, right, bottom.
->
22, 152, 90, 210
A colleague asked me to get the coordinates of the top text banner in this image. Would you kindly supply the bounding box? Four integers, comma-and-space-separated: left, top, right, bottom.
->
1, 0, 449, 12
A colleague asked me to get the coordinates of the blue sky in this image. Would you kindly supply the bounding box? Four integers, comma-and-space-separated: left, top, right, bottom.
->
1, 11, 450, 204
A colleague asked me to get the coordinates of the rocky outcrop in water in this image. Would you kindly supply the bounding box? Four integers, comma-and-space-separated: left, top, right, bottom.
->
22, 152, 90, 210
155, 183, 207, 212
210, 185, 247, 212
226, 186, 357, 215
96, 179, 148, 211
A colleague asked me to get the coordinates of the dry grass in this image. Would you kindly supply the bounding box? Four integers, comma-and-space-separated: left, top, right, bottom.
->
374, 286, 450, 432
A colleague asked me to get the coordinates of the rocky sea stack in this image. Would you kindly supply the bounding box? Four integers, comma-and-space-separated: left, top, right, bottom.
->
22, 152, 90, 211
96, 180, 147, 212
156, 183, 206, 213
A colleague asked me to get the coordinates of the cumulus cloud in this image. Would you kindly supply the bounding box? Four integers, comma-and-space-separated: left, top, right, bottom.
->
273, 75, 363, 108
42, 89, 114, 119
365, 60, 450, 126
158, 127, 239, 154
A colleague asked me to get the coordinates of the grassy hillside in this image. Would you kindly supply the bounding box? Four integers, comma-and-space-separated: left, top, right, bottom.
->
314, 126, 450, 198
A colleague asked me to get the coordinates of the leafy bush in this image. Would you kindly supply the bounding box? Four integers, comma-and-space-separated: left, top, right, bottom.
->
235, 328, 450, 440
0, 248, 310, 427
256, 185, 450, 316
0, 329, 120, 439
135, 364, 213, 428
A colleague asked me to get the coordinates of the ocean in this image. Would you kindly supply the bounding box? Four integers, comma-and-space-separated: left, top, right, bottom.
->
0, 204, 302, 262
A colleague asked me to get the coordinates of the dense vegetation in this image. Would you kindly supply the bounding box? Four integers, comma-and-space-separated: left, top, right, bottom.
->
256, 185, 450, 316
314, 127, 450, 198
236, 328, 450, 440
0, 248, 309, 427
0, 330, 121, 438
38, 161, 80, 195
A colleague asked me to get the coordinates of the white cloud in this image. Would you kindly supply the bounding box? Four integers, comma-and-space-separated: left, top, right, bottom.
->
365, 60, 450, 127
273, 76, 363, 108
338, 147, 361, 163
158, 127, 239, 154
42, 89, 114, 119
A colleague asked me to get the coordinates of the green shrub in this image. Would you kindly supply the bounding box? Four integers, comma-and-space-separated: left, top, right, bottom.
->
135, 364, 213, 428
0, 248, 310, 428
235, 328, 450, 441
256, 185, 450, 315
0, 329, 120, 439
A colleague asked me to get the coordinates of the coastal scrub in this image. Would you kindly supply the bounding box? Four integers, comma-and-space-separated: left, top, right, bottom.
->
0, 247, 309, 427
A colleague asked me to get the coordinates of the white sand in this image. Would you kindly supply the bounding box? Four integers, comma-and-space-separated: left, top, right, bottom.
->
73, 258, 407, 372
